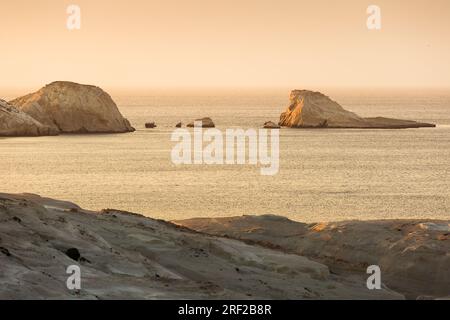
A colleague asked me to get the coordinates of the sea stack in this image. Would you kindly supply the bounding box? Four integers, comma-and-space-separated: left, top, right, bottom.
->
10, 81, 135, 134
263, 121, 280, 129
187, 117, 215, 128
145, 122, 156, 128
279, 90, 436, 129
0, 99, 58, 136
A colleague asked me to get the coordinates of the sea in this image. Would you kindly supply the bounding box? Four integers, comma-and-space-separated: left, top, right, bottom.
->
1, 88, 449, 222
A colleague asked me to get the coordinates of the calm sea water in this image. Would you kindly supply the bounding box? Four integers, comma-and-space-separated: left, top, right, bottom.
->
1, 88, 449, 222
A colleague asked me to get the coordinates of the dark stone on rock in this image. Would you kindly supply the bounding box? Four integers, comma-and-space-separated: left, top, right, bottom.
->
10, 81, 135, 134
0, 247, 11, 257
145, 122, 157, 128
65, 248, 81, 261
175, 122, 182, 128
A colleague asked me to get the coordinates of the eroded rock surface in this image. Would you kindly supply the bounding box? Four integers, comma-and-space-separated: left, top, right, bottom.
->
187, 117, 215, 128
0, 99, 58, 136
263, 121, 280, 129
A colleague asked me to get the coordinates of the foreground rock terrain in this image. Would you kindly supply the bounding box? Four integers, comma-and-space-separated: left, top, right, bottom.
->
0, 99, 58, 136
279, 90, 436, 129
10, 81, 135, 134
177, 215, 450, 299
0, 193, 401, 299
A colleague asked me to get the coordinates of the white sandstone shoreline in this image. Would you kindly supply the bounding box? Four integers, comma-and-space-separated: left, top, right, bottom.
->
1, 193, 448, 300
175, 215, 450, 299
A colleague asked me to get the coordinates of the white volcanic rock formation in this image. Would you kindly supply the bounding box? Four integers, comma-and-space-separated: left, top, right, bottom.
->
279, 90, 436, 129
0, 193, 401, 299
0, 99, 58, 136
176, 215, 450, 299
10, 81, 135, 134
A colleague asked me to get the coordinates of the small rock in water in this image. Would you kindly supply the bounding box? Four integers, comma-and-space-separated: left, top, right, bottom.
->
145, 122, 157, 128
175, 122, 182, 128
187, 117, 215, 128
263, 121, 280, 129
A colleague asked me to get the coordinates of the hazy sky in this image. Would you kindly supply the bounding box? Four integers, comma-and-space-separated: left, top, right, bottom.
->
1, 0, 450, 90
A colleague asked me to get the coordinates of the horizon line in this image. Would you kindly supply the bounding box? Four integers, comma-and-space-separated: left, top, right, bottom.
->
2, 84, 450, 93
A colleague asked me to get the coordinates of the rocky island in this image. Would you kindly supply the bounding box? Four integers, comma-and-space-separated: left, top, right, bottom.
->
1, 193, 448, 299
177, 215, 450, 299
4, 81, 134, 135
0, 99, 58, 137
279, 90, 436, 129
